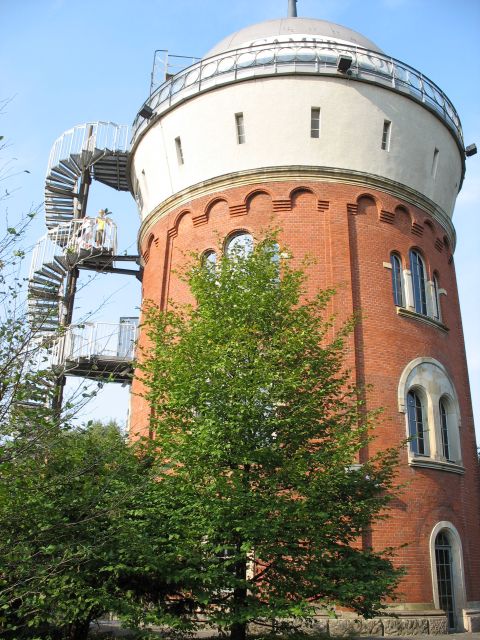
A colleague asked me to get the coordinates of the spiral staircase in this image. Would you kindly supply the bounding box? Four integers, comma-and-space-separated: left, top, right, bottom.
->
27, 122, 139, 391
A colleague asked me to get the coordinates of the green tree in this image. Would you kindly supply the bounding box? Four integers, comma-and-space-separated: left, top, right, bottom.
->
0, 419, 177, 640
0, 203, 171, 636
141, 235, 402, 640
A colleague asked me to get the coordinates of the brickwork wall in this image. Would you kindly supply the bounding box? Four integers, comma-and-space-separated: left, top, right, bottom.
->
130, 179, 480, 608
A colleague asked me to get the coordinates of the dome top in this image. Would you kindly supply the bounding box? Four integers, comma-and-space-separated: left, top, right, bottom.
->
205, 17, 383, 58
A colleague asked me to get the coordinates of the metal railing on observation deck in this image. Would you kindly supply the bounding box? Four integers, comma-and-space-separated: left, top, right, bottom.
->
51, 321, 138, 367
29, 218, 118, 278
132, 40, 463, 146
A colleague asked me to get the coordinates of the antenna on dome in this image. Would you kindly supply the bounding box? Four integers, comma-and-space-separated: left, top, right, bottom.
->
288, 0, 298, 17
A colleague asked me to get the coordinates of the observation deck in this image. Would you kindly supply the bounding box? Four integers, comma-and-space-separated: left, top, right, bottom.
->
131, 39, 463, 151
50, 320, 138, 382
28, 218, 119, 334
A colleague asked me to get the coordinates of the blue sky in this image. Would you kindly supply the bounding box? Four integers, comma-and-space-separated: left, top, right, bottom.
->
1, 0, 479, 438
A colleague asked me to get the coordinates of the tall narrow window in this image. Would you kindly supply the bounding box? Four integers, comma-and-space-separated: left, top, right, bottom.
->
235, 113, 245, 144
175, 136, 184, 165
433, 273, 441, 321
439, 398, 450, 460
432, 148, 439, 179
435, 531, 456, 630
381, 119, 391, 150
311, 107, 321, 138
410, 249, 427, 315
407, 390, 427, 455
390, 253, 404, 307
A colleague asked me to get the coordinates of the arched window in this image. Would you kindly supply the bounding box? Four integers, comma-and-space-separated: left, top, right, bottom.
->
202, 250, 217, 270
225, 232, 254, 258
435, 531, 456, 630
398, 358, 462, 470
390, 253, 404, 306
430, 522, 467, 632
409, 249, 427, 315
407, 390, 428, 455
433, 273, 441, 321
439, 397, 451, 460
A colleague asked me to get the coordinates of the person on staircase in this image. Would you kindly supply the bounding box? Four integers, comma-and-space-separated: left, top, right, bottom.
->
95, 208, 112, 249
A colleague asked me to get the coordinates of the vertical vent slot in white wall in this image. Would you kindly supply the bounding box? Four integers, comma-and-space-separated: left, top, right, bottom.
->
381, 120, 391, 151
235, 113, 246, 144
311, 107, 321, 139
432, 148, 439, 179
175, 137, 184, 165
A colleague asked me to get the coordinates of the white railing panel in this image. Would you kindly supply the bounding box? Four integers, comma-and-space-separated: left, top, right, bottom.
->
29, 218, 118, 279
46, 122, 130, 176
50, 321, 138, 367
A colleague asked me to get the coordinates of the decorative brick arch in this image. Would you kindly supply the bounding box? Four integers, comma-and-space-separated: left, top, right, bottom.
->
356, 193, 379, 217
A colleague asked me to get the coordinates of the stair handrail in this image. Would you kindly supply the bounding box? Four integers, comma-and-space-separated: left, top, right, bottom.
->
50, 320, 138, 367
47, 122, 130, 176
29, 218, 118, 279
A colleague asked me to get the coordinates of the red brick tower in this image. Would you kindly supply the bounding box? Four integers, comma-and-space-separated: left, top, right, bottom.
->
128, 15, 480, 634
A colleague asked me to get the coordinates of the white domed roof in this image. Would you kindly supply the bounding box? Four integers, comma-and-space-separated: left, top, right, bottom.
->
205, 17, 383, 58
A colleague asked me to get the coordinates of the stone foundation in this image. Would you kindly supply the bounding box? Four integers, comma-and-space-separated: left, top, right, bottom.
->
285, 609, 450, 637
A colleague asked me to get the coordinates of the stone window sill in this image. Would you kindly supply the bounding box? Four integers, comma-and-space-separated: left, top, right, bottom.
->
409, 456, 464, 474
396, 307, 449, 332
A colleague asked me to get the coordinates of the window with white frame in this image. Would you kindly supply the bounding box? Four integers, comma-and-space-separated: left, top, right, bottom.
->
390, 253, 404, 307
311, 107, 321, 138
407, 389, 428, 455
439, 397, 451, 460
409, 249, 427, 315
398, 358, 462, 470
387, 250, 446, 325
432, 273, 441, 321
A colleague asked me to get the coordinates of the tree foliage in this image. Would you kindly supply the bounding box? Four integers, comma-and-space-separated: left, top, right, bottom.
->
140, 235, 403, 640
0, 202, 169, 637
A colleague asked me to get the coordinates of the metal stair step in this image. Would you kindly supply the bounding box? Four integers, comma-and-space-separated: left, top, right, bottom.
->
28, 287, 60, 300
47, 170, 76, 185
59, 157, 82, 174
31, 272, 63, 285
44, 260, 67, 276
54, 161, 77, 179
46, 175, 76, 189
45, 194, 75, 205
45, 196, 73, 212
28, 298, 58, 318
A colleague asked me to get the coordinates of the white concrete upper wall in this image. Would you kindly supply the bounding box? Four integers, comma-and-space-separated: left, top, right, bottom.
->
131, 76, 463, 221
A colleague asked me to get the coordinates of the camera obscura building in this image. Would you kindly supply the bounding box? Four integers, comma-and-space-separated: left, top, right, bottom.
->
128, 13, 480, 634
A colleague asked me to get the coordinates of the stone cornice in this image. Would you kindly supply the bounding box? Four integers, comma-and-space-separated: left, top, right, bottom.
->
138, 166, 457, 250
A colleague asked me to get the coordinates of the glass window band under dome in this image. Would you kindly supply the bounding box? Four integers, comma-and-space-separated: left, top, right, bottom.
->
131, 39, 463, 149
